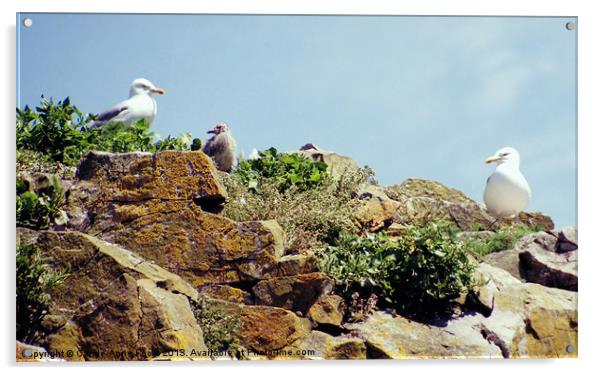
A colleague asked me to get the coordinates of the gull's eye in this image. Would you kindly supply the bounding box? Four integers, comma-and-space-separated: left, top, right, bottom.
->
501, 152, 510, 157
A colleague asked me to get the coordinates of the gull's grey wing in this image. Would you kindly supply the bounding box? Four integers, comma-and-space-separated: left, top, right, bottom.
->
96, 105, 128, 122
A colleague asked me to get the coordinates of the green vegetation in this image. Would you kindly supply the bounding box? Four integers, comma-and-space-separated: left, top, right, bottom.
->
462, 224, 542, 258
17, 149, 76, 179
234, 147, 328, 192
16, 243, 68, 343
17, 96, 197, 168
318, 221, 476, 314
17, 175, 67, 229
221, 162, 374, 253
193, 296, 242, 359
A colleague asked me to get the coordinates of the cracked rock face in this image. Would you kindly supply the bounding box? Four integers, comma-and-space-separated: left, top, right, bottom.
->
252, 272, 334, 315
482, 228, 578, 291
517, 229, 578, 291
65, 151, 285, 286
202, 297, 312, 357
347, 311, 503, 359
17, 229, 207, 361
467, 262, 577, 358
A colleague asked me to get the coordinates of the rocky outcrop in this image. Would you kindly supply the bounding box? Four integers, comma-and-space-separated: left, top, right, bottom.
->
307, 294, 345, 327
65, 151, 285, 287
470, 263, 522, 315
294, 331, 367, 359
296, 144, 360, 180
252, 272, 334, 314
265, 252, 318, 277
469, 262, 578, 358
346, 256, 578, 360
384, 178, 554, 231
517, 229, 578, 291
203, 298, 312, 357
17, 229, 206, 361
200, 284, 253, 304
17, 149, 576, 361
487, 283, 577, 358
347, 311, 503, 359
482, 228, 578, 291
354, 185, 402, 232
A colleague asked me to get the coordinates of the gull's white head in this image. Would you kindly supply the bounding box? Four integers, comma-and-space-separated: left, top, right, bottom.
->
129, 78, 166, 97
485, 146, 521, 167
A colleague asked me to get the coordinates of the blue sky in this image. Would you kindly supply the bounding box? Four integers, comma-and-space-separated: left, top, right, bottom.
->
17, 14, 577, 227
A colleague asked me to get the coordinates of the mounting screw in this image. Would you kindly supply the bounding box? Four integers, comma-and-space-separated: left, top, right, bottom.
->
565, 22, 575, 31
23, 18, 33, 27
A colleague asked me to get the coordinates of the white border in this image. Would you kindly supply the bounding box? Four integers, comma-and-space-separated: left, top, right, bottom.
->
2, 1, 600, 374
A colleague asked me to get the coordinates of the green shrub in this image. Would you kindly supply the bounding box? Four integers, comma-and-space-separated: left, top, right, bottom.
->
190, 138, 203, 151
221, 165, 373, 253
16, 175, 67, 229
234, 147, 328, 193
318, 221, 476, 314
17, 96, 196, 167
16, 243, 68, 343
462, 224, 541, 258
192, 296, 241, 359
17, 97, 91, 165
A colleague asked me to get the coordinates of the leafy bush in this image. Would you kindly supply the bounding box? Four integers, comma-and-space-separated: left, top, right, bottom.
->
221, 166, 374, 253
234, 147, 328, 192
190, 138, 203, 151
318, 221, 476, 314
16, 175, 67, 229
16, 243, 68, 343
17, 96, 196, 167
192, 296, 241, 359
17, 97, 91, 165
462, 224, 541, 258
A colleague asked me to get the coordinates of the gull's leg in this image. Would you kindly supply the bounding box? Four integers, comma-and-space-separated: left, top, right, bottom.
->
487, 218, 499, 231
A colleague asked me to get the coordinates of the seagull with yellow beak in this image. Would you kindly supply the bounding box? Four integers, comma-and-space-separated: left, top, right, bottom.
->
483, 147, 531, 218
93, 78, 166, 126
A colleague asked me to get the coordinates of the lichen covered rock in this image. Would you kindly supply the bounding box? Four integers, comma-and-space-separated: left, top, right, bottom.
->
383, 178, 554, 231
354, 185, 401, 232
203, 298, 312, 356
17, 229, 206, 361
252, 272, 334, 314
307, 294, 345, 327
66, 151, 285, 286
295, 331, 367, 359
347, 311, 503, 359
200, 284, 253, 304
483, 283, 578, 358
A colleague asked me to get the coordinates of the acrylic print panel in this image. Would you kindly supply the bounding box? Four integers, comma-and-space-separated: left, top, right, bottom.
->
16, 13, 577, 361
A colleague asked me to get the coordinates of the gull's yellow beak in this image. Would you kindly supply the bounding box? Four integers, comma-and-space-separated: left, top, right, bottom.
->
151, 87, 166, 95
485, 155, 499, 164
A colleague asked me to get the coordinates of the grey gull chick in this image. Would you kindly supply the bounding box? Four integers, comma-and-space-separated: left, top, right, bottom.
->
202, 122, 237, 173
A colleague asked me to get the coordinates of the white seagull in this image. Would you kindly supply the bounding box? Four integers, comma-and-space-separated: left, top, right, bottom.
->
93, 78, 166, 126
483, 147, 531, 218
